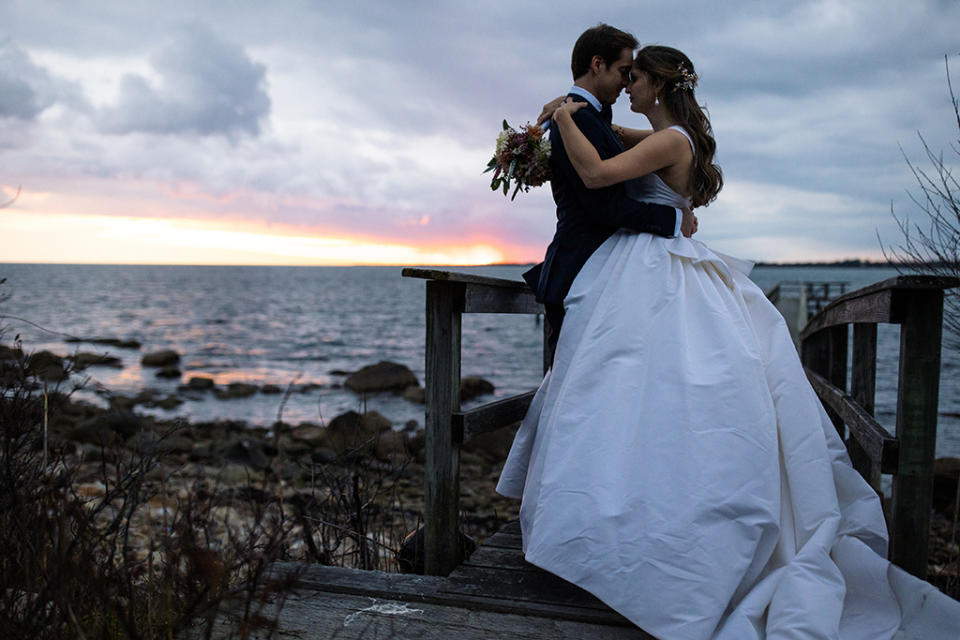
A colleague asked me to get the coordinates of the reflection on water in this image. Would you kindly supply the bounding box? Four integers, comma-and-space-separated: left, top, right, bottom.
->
0, 263, 957, 457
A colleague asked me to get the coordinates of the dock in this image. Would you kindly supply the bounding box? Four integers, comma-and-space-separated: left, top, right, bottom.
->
243, 520, 652, 639
220, 271, 957, 639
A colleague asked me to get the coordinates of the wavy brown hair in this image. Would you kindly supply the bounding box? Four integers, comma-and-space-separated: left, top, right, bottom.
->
634, 45, 722, 207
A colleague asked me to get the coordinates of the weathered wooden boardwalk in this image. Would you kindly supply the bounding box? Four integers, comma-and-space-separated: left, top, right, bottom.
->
246, 520, 652, 639
221, 270, 957, 639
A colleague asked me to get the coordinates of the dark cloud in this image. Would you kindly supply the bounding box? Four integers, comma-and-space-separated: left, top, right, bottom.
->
0, 39, 86, 120
97, 23, 269, 138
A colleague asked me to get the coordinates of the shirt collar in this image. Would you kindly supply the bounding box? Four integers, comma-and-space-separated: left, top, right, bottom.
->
568, 85, 602, 112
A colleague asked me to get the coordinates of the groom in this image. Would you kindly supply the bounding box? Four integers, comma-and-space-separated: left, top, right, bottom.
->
524, 24, 690, 363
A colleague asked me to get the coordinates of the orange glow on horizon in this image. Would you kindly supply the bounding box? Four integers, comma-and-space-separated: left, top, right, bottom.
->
0, 210, 535, 266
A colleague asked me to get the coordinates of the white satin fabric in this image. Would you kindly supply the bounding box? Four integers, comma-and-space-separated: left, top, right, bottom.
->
496, 232, 960, 639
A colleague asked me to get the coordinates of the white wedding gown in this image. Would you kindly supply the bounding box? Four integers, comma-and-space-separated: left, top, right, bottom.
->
496, 128, 960, 639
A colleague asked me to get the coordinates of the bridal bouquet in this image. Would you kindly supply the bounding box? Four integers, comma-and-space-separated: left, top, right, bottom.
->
484, 120, 551, 200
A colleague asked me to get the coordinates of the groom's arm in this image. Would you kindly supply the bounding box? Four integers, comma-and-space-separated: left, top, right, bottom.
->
567, 111, 679, 237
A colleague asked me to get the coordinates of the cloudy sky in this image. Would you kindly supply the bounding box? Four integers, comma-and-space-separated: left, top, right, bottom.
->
1, 0, 957, 265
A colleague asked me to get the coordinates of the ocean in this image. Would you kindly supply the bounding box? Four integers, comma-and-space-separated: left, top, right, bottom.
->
1, 263, 958, 457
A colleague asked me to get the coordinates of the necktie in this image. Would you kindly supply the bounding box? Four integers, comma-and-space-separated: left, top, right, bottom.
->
600, 103, 613, 124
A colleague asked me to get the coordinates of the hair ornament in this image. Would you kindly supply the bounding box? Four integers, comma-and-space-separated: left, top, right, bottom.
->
674, 64, 698, 92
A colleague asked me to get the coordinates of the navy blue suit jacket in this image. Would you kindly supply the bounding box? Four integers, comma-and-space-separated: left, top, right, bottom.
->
523, 94, 677, 306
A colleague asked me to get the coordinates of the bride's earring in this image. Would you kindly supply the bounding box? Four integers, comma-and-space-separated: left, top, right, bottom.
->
654, 95, 660, 107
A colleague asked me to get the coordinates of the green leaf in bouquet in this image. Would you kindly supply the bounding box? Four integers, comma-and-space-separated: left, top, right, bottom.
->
511, 182, 523, 201
502, 119, 510, 130
490, 177, 501, 191
507, 158, 517, 179
483, 156, 497, 173
502, 177, 510, 195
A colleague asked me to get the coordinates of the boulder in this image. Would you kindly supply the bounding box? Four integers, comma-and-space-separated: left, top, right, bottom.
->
28, 350, 67, 381
220, 439, 270, 469
66, 337, 142, 349
403, 386, 425, 404
72, 408, 145, 444
374, 430, 409, 462
141, 350, 180, 367
406, 430, 426, 463
462, 423, 519, 462
68, 352, 123, 369
0, 344, 22, 360
261, 384, 283, 394
69, 420, 120, 447
325, 410, 393, 455
311, 448, 339, 464
186, 376, 215, 390
151, 395, 183, 410
155, 366, 181, 379
290, 423, 327, 444
460, 376, 495, 401
215, 383, 258, 399
345, 361, 418, 393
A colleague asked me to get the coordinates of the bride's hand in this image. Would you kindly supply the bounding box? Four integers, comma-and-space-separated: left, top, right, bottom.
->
553, 97, 586, 120
536, 96, 565, 127
681, 208, 699, 237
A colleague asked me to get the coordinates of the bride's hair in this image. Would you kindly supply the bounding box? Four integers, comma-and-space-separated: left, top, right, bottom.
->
633, 46, 723, 207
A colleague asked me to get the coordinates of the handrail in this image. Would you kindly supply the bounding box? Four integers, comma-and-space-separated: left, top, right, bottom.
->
402, 268, 545, 575
799, 273, 958, 579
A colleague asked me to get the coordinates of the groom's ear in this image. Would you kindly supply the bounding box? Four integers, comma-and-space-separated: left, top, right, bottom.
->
590, 54, 606, 74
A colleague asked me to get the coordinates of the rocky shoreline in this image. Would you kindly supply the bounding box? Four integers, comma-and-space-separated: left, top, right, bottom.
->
2, 341, 957, 593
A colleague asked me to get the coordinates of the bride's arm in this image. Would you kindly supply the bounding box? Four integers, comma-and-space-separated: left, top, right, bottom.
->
613, 125, 654, 149
553, 104, 685, 189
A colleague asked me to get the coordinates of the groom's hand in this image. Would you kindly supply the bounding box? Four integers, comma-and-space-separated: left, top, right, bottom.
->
536, 96, 566, 128
681, 207, 698, 237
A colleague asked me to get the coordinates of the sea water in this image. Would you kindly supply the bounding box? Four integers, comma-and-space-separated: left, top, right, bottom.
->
1, 263, 957, 457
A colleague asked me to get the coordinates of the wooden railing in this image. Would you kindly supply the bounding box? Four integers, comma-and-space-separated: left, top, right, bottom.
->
799, 275, 959, 579
402, 268, 546, 575
405, 269, 958, 580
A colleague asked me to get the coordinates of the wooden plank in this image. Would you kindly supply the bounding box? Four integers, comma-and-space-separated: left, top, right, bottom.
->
499, 519, 522, 535
890, 289, 945, 579
849, 323, 881, 493
458, 545, 533, 572
266, 563, 645, 632
424, 280, 463, 576
239, 589, 653, 639
439, 565, 620, 615
463, 283, 542, 314
452, 390, 536, 443
402, 267, 532, 290
800, 289, 892, 339
481, 530, 524, 551
804, 368, 898, 473
799, 275, 960, 340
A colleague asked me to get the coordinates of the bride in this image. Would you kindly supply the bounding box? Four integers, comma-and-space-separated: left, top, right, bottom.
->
496, 45, 960, 639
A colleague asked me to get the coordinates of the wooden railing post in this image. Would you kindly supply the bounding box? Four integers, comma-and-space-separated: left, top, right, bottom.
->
424, 280, 463, 576
889, 289, 945, 579
826, 324, 848, 437
849, 323, 880, 493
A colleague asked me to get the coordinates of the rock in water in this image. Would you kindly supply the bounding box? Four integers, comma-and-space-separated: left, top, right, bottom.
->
460, 376, 495, 401
68, 352, 123, 369
345, 361, 418, 393
403, 385, 425, 403
185, 376, 215, 390
141, 350, 180, 367
27, 350, 67, 381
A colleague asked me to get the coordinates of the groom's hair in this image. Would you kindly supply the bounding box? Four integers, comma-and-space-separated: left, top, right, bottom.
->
571, 24, 638, 80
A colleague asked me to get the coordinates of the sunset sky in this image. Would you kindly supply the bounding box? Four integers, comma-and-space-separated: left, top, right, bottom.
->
1, 1, 958, 265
